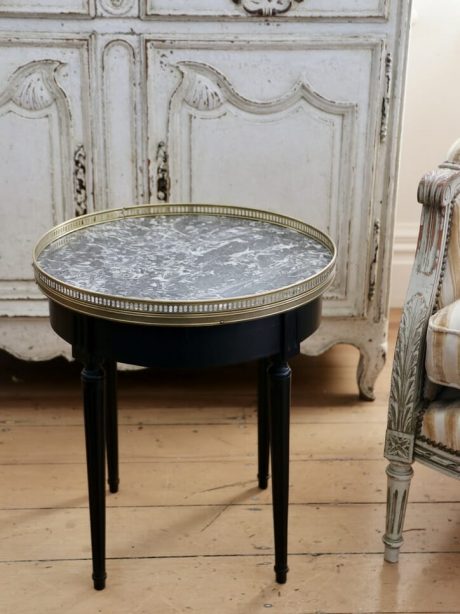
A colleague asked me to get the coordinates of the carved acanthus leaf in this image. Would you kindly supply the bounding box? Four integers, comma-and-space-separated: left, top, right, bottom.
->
0, 61, 65, 112
232, 0, 303, 16
387, 293, 427, 435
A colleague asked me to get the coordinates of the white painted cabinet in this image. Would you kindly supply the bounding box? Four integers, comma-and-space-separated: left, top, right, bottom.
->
0, 0, 411, 399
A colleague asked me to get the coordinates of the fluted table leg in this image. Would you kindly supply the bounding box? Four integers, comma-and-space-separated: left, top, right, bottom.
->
268, 356, 291, 584
105, 360, 119, 494
82, 361, 107, 590
257, 358, 270, 490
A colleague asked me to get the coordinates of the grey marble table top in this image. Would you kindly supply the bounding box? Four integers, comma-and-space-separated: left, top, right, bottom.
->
34, 204, 336, 325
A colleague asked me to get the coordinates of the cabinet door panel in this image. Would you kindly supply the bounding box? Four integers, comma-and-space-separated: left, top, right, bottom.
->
99, 38, 140, 208
0, 40, 91, 315
145, 0, 387, 19
146, 39, 384, 318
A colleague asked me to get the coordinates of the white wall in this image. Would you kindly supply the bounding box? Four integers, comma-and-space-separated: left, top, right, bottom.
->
390, 0, 460, 306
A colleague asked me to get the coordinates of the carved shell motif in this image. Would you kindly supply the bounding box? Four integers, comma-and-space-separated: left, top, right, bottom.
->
0, 61, 65, 112
182, 71, 225, 112
232, 0, 304, 16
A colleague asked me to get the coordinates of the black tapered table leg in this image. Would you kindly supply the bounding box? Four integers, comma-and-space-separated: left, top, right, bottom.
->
257, 358, 270, 489
104, 360, 119, 494
82, 361, 107, 591
268, 356, 291, 584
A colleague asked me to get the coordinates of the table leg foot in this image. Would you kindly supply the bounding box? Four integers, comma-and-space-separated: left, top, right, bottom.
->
268, 357, 291, 584
108, 480, 120, 494
275, 566, 288, 584
93, 573, 107, 591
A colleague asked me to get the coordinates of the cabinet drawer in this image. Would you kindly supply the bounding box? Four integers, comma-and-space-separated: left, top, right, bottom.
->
144, 0, 388, 19
0, 0, 93, 17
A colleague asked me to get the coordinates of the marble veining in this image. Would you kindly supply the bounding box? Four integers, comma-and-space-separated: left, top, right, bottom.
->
37, 215, 333, 301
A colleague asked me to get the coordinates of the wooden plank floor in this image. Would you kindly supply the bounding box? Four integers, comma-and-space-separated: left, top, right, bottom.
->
1, 310, 459, 613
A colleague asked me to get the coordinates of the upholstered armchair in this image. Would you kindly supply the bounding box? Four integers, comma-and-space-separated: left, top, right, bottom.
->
383, 142, 460, 562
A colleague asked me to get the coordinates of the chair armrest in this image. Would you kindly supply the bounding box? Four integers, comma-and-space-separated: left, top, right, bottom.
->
385, 164, 460, 463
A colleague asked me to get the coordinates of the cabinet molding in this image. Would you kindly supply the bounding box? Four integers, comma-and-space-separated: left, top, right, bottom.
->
144, 0, 388, 19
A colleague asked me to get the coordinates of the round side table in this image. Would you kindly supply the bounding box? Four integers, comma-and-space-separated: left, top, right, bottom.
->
33, 203, 336, 590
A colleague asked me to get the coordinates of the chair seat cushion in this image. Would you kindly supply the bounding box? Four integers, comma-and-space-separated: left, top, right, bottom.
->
418, 397, 460, 453
426, 300, 460, 389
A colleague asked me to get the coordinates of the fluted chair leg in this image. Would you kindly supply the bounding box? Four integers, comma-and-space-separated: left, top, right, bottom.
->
382, 461, 414, 563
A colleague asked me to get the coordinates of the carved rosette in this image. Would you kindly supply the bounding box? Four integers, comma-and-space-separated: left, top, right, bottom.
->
232, 0, 304, 16
99, 0, 136, 15
385, 431, 414, 461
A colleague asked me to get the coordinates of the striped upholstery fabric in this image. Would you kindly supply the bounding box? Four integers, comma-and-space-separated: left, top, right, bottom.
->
419, 398, 460, 452
426, 300, 460, 388
438, 198, 460, 310
422, 197, 460, 451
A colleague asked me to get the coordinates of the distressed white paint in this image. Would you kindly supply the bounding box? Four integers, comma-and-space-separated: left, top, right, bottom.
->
0, 2, 411, 399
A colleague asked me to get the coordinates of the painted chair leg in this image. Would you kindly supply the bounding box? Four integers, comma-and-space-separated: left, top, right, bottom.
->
105, 360, 119, 494
382, 461, 414, 563
268, 357, 291, 584
82, 362, 107, 590
257, 358, 270, 489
